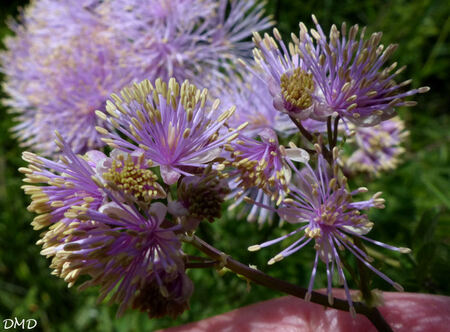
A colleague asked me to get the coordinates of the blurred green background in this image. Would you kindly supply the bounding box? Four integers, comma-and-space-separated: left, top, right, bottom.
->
1, 0, 449, 331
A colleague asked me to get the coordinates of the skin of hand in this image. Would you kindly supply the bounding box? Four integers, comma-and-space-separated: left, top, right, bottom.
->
162, 291, 450, 332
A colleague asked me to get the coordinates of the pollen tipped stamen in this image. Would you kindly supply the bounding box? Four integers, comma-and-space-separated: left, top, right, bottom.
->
280, 68, 315, 111
103, 155, 165, 202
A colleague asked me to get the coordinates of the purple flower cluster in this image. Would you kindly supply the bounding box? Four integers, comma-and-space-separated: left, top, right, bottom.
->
248, 149, 410, 313
19, 77, 241, 317
20, 133, 104, 231
11, 4, 429, 321
100, 0, 272, 85
65, 201, 187, 317
1, 1, 136, 154
96, 78, 246, 185
346, 117, 408, 174
2, 0, 272, 155
251, 16, 429, 126
20, 132, 193, 318
221, 122, 311, 225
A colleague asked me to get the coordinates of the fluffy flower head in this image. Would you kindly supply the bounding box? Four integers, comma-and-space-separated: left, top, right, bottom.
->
21, 135, 191, 317
225, 129, 309, 225
346, 117, 408, 174
97, 149, 166, 203
295, 15, 429, 125
100, 0, 272, 85
251, 17, 429, 125
44, 200, 186, 317
251, 29, 315, 120
3, 23, 136, 155
97, 78, 246, 185
248, 149, 410, 313
226, 129, 296, 203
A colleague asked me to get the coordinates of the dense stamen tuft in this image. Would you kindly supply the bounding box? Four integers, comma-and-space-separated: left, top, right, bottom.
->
178, 168, 230, 223
103, 155, 163, 202
280, 68, 315, 111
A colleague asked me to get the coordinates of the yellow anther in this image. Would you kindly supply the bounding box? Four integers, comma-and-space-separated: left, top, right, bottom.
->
103, 155, 163, 201
280, 68, 314, 110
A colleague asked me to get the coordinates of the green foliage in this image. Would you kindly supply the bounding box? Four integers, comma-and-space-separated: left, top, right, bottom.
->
1, 0, 449, 331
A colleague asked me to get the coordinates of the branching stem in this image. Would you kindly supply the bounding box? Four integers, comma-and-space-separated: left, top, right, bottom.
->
289, 115, 315, 143
186, 235, 393, 332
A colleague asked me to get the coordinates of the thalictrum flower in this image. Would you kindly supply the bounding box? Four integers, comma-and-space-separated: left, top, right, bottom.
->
247, 149, 410, 314
3, 29, 136, 155
1, 0, 135, 155
251, 28, 315, 120
225, 129, 309, 225
251, 17, 429, 126
96, 149, 166, 203
43, 199, 187, 317
295, 15, 430, 125
345, 117, 408, 174
21, 134, 190, 317
96, 78, 246, 185
100, 0, 272, 85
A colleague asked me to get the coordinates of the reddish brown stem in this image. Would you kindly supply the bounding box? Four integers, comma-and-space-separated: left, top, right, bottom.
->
186, 235, 393, 332
289, 115, 315, 143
